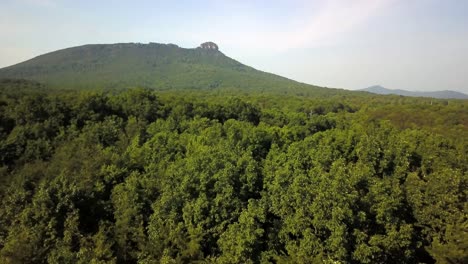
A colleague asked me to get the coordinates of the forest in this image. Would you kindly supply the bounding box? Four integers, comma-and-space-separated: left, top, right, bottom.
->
0, 79, 467, 263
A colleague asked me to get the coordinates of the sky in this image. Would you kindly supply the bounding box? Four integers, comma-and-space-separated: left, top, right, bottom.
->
1, 0, 468, 92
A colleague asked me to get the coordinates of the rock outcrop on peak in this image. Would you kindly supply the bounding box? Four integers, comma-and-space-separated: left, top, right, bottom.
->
199, 42, 219, 51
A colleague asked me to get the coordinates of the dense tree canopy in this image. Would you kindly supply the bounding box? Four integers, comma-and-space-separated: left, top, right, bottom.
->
0, 80, 467, 263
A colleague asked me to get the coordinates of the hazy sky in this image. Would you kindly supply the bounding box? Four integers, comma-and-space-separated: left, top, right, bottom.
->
1, 0, 467, 92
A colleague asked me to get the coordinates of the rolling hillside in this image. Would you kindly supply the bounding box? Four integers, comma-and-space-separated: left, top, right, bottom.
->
361, 85, 468, 99
0, 42, 335, 95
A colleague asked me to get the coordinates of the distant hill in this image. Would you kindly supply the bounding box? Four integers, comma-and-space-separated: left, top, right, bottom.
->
0, 42, 342, 96
361, 85, 468, 99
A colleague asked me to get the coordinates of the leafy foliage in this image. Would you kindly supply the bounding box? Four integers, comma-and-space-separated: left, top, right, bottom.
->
0, 80, 467, 263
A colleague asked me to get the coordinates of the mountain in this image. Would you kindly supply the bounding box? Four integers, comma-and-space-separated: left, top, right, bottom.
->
361, 85, 468, 99
0, 42, 336, 95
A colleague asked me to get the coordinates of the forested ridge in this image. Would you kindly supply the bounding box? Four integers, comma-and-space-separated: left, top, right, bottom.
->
0, 43, 318, 93
0, 79, 467, 263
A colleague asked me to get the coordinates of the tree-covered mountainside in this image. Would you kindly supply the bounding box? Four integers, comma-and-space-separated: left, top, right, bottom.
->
0, 79, 467, 263
0, 42, 334, 95
361, 85, 468, 99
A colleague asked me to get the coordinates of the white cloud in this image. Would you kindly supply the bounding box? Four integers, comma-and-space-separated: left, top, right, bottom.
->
194, 0, 395, 53
285, 0, 394, 48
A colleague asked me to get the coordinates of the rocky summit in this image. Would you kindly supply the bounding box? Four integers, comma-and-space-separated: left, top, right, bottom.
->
199, 41, 219, 51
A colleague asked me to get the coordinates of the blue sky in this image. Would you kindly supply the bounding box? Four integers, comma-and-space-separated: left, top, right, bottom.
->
1, 0, 467, 92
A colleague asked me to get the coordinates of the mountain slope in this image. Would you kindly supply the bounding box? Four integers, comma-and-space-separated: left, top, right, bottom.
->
361, 85, 468, 99
0, 42, 330, 94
